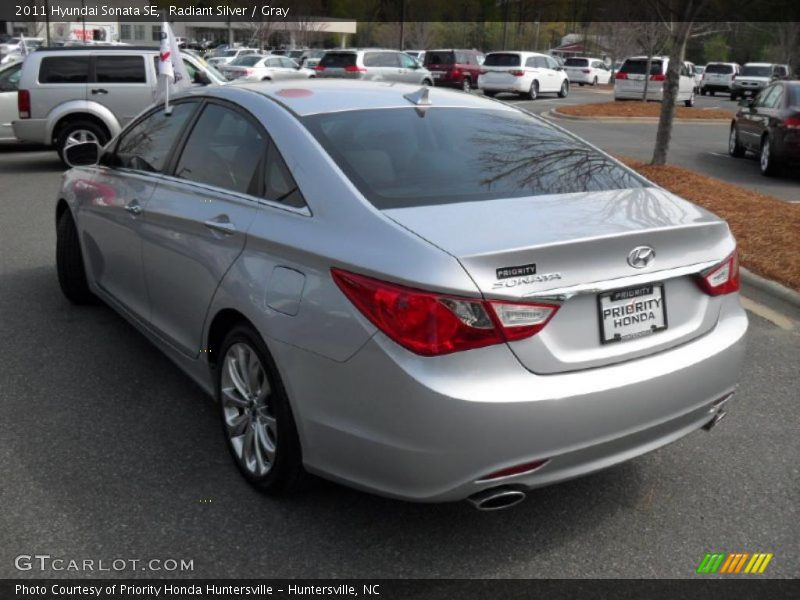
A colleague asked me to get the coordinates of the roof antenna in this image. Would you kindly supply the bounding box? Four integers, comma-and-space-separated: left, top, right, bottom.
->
403, 86, 431, 106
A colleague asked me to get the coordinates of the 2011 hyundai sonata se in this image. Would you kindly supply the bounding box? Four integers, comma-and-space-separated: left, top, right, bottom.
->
56, 80, 747, 509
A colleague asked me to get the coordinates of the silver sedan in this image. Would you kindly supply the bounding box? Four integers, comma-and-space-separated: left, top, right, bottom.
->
220, 55, 315, 82
56, 81, 747, 509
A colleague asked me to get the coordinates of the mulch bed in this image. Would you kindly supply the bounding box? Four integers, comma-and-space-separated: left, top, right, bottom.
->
558, 102, 734, 120
621, 158, 800, 291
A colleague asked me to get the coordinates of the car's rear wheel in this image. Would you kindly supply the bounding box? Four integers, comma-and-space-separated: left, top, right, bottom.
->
700, 88, 706, 96
578, 82, 584, 87
422, 78, 433, 87
728, 126, 745, 158
56, 120, 108, 167
56, 208, 95, 305
730, 92, 738, 101
710, 90, 715, 96
527, 81, 539, 100
558, 80, 569, 98
759, 135, 778, 176
591, 76, 598, 86
483, 90, 497, 98
461, 77, 471, 92
684, 91, 695, 107
218, 324, 306, 493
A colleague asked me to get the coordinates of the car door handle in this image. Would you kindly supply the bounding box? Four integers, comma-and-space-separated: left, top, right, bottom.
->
91, 88, 109, 95
124, 200, 142, 216
204, 215, 236, 235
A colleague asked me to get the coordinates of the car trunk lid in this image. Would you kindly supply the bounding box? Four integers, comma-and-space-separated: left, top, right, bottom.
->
384, 187, 733, 373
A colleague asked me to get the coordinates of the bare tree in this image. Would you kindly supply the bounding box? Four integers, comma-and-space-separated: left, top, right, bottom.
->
630, 22, 670, 102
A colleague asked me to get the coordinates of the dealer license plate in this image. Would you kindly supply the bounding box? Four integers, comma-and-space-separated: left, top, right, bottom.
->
598, 283, 667, 344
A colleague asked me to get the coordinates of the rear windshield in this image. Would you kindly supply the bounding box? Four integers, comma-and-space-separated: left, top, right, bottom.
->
705, 63, 734, 74
231, 55, 262, 67
319, 52, 356, 68
741, 65, 772, 77
789, 85, 800, 105
483, 53, 521, 67
564, 58, 589, 67
302, 108, 646, 209
218, 50, 238, 57
619, 59, 664, 75
39, 56, 90, 83
424, 51, 455, 66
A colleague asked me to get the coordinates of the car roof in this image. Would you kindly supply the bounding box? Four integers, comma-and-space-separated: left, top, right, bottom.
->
32, 45, 159, 53
743, 62, 777, 66
209, 79, 519, 117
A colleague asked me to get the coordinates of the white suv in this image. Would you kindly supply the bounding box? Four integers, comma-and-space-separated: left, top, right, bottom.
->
478, 51, 569, 100
614, 56, 696, 106
700, 62, 740, 97
563, 57, 612, 86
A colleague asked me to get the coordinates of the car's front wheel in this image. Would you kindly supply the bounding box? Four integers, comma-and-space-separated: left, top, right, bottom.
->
558, 79, 569, 98
728, 126, 745, 158
461, 77, 471, 92
760, 135, 779, 176
422, 78, 433, 87
218, 324, 306, 493
56, 120, 108, 167
56, 208, 95, 305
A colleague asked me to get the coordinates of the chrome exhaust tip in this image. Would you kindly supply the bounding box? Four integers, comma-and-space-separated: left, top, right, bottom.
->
703, 392, 734, 432
702, 410, 727, 431
467, 487, 527, 511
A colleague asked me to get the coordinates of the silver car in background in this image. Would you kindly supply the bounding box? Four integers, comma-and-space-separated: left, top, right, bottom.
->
221, 54, 315, 82
314, 49, 433, 86
56, 81, 746, 509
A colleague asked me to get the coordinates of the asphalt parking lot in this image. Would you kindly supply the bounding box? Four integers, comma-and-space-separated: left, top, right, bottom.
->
0, 93, 798, 579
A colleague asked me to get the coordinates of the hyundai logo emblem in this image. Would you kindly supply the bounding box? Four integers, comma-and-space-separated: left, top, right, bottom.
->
627, 246, 656, 269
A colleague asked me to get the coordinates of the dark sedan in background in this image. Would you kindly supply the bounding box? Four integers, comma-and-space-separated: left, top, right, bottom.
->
729, 80, 800, 176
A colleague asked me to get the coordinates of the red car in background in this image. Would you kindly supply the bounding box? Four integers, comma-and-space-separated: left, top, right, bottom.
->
423, 49, 485, 92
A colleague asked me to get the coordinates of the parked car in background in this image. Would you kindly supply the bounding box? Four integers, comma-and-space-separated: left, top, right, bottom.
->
55, 80, 746, 507
728, 80, 800, 176
405, 50, 426, 64
299, 49, 326, 68
423, 49, 484, 92
614, 56, 696, 106
0, 37, 44, 56
221, 55, 315, 81
12, 46, 226, 163
563, 57, 611, 86
0, 60, 23, 141
478, 51, 569, 99
700, 62, 739, 96
207, 48, 261, 67
730, 63, 790, 101
314, 49, 433, 86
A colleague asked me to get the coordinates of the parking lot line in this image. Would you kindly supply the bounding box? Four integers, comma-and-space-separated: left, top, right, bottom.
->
740, 296, 795, 330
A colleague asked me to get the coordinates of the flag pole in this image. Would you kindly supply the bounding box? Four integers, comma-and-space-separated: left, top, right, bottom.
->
164, 73, 171, 114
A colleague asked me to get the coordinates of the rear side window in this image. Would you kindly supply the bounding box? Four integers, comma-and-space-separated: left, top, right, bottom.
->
95, 55, 146, 83
483, 53, 521, 67
320, 52, 356, 68
619, 59, 664, 75
302, 107, 646, 209
115, 102, 196, 173
0, 62, 22, 91
790, 85, 800, 105
175, 103, 266, 196
264, 141, 306, 208
425, 51, 455, 66
565, 58, 589, 67
39, 56, 89, 83
705, 64, 733, 74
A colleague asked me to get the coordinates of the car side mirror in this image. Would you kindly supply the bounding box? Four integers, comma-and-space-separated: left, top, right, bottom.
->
64, 141, 100, 168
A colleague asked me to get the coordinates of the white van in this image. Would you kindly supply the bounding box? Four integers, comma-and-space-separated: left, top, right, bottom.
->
614, 56, 696, 106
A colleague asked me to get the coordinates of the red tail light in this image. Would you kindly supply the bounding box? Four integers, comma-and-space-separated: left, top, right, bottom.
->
244, 69, 254, 76
451, 68, 462, 78
784, 115, 800, 129
509, 69, 525, 77
695, 249, 740, 296
331, 269, 560, 356
344, 65, 367, 73
18, 89, 30, 119
615, 72, 628, 80
581, 69, 591, 73
314, 64, 326, 72
650, 73, 666, 81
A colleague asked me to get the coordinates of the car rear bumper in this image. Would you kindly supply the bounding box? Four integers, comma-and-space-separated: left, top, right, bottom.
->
614, 86, 664, 101
701, 83, 734, 92
274, 294, 747, 502
478, 78, 528, 93
567, 72, 593, 83
12, 118, 48, 145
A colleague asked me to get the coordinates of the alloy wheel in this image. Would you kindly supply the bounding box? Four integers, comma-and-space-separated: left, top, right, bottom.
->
64, 129, 99, 148
221, 342, 277, 477
760, 138, 771, 173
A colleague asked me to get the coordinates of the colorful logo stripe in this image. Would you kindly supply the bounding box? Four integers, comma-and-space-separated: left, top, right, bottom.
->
697, 552, 773, 574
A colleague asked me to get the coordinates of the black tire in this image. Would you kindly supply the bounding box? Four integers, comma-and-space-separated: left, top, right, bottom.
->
578, 82, 584, 87
422, 78, 433, 87
528, 80, 538, 100
591, 76, 598, 86
759, 135, 779, 177
728, 125, 745, 158
461, 77, 471, 92
218, 324, 307, 494
55, 120, 108, 167
56, 208, 95, 305
710, 90, 715, 97
730, 93, 738, 101
684, 92, 695, 107
558, 79, 569, 98
261, 77, 272, 81
483, 90, 497, 98
700, 88, 706, 96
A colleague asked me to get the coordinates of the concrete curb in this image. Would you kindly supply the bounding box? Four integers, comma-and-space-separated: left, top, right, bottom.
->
741, 268, 800, 308
548, 109, 729, 124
